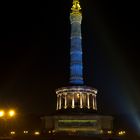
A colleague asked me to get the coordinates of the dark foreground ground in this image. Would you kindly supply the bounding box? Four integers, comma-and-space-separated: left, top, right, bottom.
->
0, 135, 138, 140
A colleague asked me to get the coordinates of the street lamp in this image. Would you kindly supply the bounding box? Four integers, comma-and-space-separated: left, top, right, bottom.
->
34, 131, 40, 136
0, 109, 16, 118
118, 130, 126, 136
0, 110, 5, 117
8, 110, 15, 117
0, 109, 16, 136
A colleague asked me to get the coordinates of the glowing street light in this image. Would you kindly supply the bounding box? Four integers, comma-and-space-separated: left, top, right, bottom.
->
34, 131, 40, 135
23, 131, 28, 134
118, 131, 126, 136
0, 109, 16, 118
10, 131, 16, 135
8, 110, 15, 117
107, 130, 112, 134
0, 110, 5, 117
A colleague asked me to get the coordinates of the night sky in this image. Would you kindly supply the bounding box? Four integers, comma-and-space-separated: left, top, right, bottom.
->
0, 0, 139, 117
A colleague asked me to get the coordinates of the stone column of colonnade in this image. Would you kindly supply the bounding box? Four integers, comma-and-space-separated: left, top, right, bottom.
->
72, 93, 75, 108
64, 93, 67, 109
80, 93, 83, 108
59, 94, 62, 110
56, 94, 59, 110
87, 93, 90, 109
56, 92, 97, 110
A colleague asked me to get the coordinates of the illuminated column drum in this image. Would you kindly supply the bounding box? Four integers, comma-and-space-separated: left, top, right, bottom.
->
70, 0, 83, 85
56, 86, 97, 110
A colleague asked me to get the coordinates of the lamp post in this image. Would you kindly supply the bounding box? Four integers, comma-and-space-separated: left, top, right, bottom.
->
0, 109, 16, 136
0, 110, 5, 118
8, 110, 15, 117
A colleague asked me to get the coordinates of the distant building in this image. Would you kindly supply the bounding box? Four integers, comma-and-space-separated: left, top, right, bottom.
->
42, 0, 113, 136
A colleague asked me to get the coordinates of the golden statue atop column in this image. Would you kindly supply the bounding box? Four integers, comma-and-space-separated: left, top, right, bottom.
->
71, 0, 81, 13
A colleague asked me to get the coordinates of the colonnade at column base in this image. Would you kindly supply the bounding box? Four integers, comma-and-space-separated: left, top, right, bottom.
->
56, 86, 98, 111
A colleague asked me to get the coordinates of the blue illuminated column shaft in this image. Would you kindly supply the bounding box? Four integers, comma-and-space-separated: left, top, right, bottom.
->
70, 6, 83, 85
